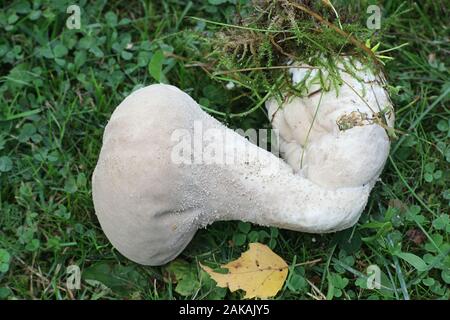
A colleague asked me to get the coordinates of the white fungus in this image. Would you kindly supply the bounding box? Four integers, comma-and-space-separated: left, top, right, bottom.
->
92, 62, 395, 265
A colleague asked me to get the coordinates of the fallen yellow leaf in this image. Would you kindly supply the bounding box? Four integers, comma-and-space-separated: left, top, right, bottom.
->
200, 243, 288, 299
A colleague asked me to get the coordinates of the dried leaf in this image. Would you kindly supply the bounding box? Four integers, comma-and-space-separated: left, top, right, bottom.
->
405, 228, 426, 245
200, 243, 288, 299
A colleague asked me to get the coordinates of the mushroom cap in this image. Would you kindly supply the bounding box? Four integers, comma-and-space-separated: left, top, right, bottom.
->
92, 85, 203, 265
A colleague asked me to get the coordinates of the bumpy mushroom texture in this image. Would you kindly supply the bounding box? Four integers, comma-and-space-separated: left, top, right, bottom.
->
93, 68, 394, 265
267, 60, 395, 189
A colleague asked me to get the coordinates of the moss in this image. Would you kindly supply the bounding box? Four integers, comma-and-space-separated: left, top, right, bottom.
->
206, 0, 392, 100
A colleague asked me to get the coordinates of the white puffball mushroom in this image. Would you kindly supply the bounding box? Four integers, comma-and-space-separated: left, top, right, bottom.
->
267, 59, 395, 189
92, 62, 394, 266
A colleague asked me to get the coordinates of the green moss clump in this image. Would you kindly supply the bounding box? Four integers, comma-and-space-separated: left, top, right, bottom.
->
207, 0, 391, 101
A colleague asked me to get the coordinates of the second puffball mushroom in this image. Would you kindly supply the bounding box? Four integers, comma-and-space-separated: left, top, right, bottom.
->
92, 64, 394, 266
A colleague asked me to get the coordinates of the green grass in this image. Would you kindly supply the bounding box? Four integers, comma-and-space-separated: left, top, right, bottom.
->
0, 0, 449, 300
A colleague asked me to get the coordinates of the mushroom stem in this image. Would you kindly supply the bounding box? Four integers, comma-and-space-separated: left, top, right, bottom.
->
193, 126, 372, 233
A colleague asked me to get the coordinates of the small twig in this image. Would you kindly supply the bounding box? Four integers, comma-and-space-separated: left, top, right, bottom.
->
270, 35, 298, 60
306, 279, 327, 300
306, 292, 322, 300
307, 88, 323, 98
214, 65, 317, 76
292, 258, 322, 267
164, 52, 214, 76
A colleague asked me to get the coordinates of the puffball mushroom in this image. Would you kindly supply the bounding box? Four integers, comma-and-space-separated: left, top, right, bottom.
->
267, 59, 395, 189
92, 63, 394, 266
